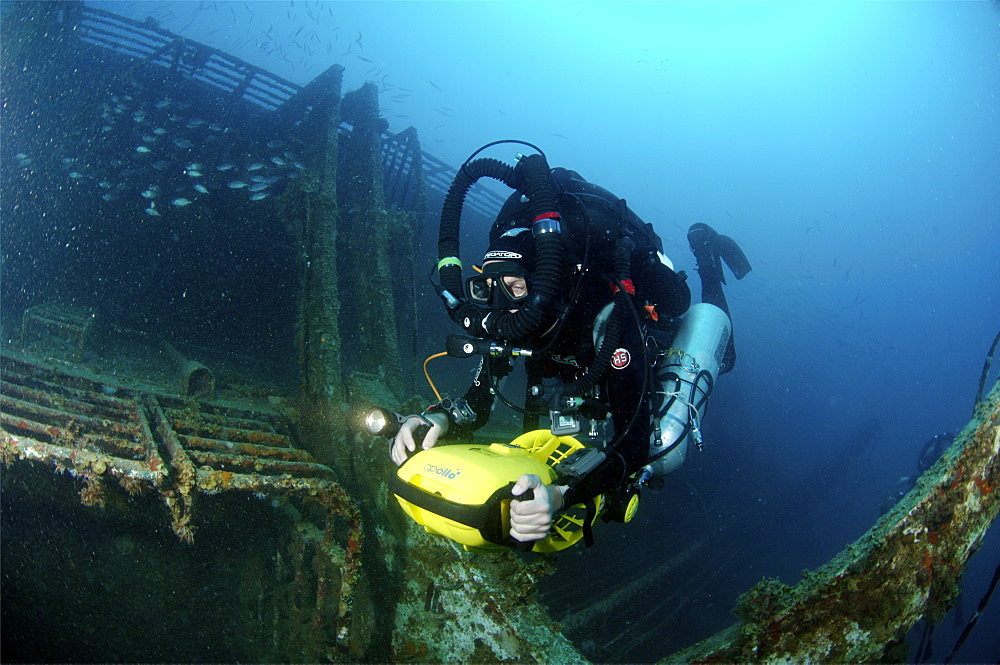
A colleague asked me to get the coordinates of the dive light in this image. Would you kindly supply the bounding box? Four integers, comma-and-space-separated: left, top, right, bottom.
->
363, 406, 407, 439
362, 407, 434, 456
364, 398, 475, 439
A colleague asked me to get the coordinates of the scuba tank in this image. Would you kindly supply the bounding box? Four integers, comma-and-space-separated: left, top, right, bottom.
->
644, 302, 731, 479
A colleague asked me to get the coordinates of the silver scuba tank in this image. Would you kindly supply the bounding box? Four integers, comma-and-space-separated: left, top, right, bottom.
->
644, 302, 731, 479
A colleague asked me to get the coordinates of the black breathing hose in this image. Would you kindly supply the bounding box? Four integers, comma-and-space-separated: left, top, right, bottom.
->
437, 157, 518, 335
438, 157, 517, 293
437, 151, 564, 341
562, 237, 636, 397
486, 153, 563, 340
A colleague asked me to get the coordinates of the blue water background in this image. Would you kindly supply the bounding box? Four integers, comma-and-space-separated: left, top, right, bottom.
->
45, 1, 1000, 660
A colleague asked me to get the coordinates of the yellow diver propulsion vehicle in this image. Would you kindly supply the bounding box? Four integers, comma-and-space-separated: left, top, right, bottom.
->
383, 427, 604, 553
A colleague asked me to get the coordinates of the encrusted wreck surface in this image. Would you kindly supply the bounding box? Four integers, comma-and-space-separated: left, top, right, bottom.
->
667, 380, 1000, 663
0, 349, 364, 661
4, 4, 998, 663
391, 529, 584, 663
0, 343, 584, 663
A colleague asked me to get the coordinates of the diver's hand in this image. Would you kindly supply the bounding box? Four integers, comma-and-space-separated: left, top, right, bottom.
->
390, 412, 448, 466
509, 474, 567, 542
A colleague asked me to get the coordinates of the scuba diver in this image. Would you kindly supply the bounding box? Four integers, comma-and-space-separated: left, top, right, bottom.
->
880, 432, 955, 514
389, 143, 751, 545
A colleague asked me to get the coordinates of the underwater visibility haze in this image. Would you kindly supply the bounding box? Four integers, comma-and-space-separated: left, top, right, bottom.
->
2, 1, 999, 662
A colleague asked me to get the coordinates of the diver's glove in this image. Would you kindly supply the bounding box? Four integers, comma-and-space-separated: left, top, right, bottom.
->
390, 412, 448, 466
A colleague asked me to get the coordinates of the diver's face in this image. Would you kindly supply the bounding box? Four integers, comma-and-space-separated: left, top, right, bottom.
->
496, 275, 528, 302
483, 261, 529, 312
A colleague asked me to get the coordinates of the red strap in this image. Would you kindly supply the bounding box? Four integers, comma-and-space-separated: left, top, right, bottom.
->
611, 279, 636, 295
533, 211, 561, 222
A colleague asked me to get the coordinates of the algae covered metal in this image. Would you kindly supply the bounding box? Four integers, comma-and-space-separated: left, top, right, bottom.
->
667, 381, 1000, 663
3, 2, 998, 662
1, 352, 363, 660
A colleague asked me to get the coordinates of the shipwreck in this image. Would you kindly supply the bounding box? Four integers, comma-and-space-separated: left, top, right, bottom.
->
1, 3, 997, 662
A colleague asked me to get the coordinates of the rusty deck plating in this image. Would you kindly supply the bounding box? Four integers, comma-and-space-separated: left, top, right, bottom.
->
0, 352, 362, 654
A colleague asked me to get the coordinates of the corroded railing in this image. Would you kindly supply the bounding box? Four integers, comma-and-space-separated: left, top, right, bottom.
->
667, 380, 1000, 663
0, 352, 362, 654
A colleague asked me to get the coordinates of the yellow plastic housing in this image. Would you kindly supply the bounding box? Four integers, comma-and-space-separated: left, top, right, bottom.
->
393, 430, 603, 552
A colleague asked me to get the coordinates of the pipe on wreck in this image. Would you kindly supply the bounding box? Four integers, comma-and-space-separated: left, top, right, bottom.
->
666, 380, 1000, 663
160, 340, 215, 399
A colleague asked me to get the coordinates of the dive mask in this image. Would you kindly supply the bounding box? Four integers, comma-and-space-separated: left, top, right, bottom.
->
465, 260, 532, 310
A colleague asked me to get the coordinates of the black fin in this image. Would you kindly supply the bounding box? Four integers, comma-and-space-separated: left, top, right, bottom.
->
715, 233, 752, 280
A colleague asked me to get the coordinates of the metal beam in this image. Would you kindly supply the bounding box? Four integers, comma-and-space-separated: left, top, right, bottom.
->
667, 381, 1000, 662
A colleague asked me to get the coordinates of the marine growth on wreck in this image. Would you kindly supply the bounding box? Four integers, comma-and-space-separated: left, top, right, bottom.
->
2, 2, 998, 663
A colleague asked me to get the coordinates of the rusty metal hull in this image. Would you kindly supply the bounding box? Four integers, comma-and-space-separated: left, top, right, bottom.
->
1, 353, 364, 660
667, 381, 1000, 663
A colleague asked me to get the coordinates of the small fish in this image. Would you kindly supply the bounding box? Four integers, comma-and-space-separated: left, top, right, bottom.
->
101, 125, 113, 133
142, 189, 158, 199
216, 163, 234, 171
101, 192, 117, 201
172, 198, 192, 207
133, 111, 146, 122
136, 146, 152, 154
266, 140, 284, 148
250, 175, 266, 183
98, 180, 113, 188
248, 182, 269, 192
153, 127, 167, 135
145, 205, 160, 216
186, 162, 203, 171
185, 118, 205, 128
142, 134, 157, 142
172, 138, 193, 149
246, 162, 265, 171
208, 123, 224, 132
151, 160, 170, 170
193, 184, 210, 194
154, 99, 172, 109
228, 180, 247, 189
61, 157, 76, 165
270, 156, 286, 166
68, 171, 84, 179
249, 192, 269, 201
186, 170, 203, 177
